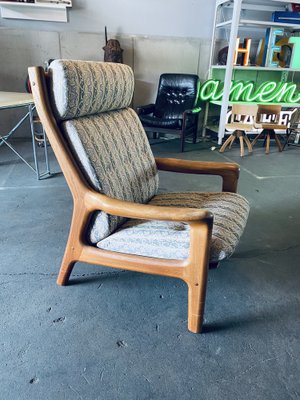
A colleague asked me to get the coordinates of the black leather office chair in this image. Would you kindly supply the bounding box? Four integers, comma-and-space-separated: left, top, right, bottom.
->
137, 74, 201, 152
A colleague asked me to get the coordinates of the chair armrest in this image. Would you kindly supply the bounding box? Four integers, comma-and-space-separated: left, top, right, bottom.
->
155, 157, 240, 193
84, 191, 212, 223
136, 104, 155, 116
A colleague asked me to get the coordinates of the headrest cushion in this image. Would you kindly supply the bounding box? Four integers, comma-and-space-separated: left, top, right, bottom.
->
48, 60, 134, 120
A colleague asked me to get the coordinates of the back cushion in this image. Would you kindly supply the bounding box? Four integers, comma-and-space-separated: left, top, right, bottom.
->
48, 60, 159, 243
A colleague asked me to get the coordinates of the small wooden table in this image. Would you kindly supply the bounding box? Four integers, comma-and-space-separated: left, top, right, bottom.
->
0, 91, 50, 179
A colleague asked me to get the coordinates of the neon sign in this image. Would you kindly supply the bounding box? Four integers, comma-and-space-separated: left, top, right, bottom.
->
198, 79, 300, 103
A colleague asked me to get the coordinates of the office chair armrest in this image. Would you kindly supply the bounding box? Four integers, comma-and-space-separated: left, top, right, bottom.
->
155, 157, 240, 193
85, 191, 212, 223
136, 104, 155, 116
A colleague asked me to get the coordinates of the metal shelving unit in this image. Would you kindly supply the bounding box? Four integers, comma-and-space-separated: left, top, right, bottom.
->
203, 0, 300, 144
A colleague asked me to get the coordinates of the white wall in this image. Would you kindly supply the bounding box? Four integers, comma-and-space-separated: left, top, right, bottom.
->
0, 0, 215, 39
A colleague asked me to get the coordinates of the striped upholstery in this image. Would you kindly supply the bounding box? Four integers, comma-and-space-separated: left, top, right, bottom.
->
97, 192, 250, 262
48, 60, 134, 120
62, 110, 159, 242
48, 60, 158, 242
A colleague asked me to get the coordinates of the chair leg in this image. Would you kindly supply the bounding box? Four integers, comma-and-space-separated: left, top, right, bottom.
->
219, 133, 236, 153
244, 134, 253, 153
187, 221, 212, 333
57, 257, 76, 286
228, 135, 235, 149
265, 133, 271, 154
251, 132, 263, 147
180, 129, 185, 152
193, 125, 197, 144
274, 134, 283, 152
57, 204, 89, 286
187, 267, 208, 333
239, 135, 245, 157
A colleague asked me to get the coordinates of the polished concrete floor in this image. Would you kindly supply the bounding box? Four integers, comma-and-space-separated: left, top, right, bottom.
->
0, 138, 299, 400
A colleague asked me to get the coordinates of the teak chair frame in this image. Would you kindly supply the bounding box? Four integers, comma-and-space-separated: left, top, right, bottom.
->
29, 66, 240, 333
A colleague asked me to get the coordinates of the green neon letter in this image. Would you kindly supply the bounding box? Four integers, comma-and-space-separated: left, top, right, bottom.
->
199, 80, 221, 101
250, 81, 278, 102
274, 82, 300, 103
197, 79, 300, 104
229, 81, 255, 102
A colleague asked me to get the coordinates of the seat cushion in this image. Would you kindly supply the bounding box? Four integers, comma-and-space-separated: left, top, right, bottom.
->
97, 192, 250, 262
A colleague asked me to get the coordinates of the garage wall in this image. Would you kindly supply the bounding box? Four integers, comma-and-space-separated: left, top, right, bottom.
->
0, 28, 212, 137
0, 0, 215, 39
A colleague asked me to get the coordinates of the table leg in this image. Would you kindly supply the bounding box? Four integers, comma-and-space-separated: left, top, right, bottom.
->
43, 128, 50, 175
29, 104, 40, 180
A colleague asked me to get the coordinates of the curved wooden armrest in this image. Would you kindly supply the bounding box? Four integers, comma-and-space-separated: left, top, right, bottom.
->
155, 157, 240, 193
84, 191, 213, 223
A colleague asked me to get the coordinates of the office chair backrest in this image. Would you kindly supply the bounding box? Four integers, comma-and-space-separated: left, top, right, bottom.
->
154, 73, 199, 119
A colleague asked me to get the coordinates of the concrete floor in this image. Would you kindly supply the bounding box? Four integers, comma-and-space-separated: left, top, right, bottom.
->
0, 137, 299, 400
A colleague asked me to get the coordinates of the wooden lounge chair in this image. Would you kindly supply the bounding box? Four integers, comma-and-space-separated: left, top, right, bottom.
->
28, 60, 249, 333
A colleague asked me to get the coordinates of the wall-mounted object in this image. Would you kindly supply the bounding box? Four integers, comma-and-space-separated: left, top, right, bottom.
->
0, 0, 72, 22
102, 26, 123, 63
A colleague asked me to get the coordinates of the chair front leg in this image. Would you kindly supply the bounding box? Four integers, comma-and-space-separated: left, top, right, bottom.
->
57, 201, 90, 286
186, 219, 213, 333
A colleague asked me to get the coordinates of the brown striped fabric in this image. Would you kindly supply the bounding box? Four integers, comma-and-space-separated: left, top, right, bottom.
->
97, 192, 250, 261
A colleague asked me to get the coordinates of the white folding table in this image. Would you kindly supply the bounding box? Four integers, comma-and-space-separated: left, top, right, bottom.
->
0, 91, 50, 180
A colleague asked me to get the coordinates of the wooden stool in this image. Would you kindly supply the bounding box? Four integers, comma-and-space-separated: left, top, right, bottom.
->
219, 104, 258, 157
253, 105, 287, 154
